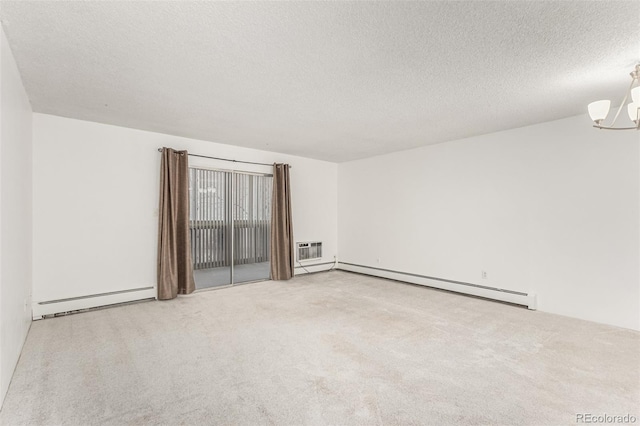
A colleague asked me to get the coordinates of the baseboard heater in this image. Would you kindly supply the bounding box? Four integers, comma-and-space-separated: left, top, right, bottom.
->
32, 286, 156, 320
338, 262, 536, 309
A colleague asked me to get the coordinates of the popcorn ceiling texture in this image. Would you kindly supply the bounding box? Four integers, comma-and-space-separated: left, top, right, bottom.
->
1, 1, 638, 162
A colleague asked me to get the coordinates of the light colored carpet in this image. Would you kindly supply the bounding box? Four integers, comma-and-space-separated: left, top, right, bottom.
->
1, 271, 638, 425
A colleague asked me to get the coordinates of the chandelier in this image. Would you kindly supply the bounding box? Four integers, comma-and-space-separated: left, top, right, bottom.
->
587, 64, 640, 130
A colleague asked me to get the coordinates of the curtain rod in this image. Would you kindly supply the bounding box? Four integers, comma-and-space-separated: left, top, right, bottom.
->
156, 148, 290, 168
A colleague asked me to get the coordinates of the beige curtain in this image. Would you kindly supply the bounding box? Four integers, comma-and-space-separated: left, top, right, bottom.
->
157, 148, 195, 300
270, 163, 294, 280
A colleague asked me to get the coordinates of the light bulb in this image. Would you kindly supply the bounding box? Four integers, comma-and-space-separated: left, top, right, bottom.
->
588, 100, 611, 123
628, 103, 639, 123
631, 86, 640, 104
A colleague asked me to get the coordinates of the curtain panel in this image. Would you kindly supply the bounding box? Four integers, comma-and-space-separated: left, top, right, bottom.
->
157, 147, 196, 299
270, 163, 294, 280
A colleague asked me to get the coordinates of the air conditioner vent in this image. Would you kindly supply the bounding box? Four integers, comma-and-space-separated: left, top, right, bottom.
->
297, 241, 322, 261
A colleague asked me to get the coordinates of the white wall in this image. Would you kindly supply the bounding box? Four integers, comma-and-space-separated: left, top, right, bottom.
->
32, 114, 338, 308
339, 114, 639, 330
0, 27, 33, 408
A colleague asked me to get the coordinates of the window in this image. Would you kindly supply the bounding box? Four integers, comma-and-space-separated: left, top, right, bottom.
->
189, 168, 273, 288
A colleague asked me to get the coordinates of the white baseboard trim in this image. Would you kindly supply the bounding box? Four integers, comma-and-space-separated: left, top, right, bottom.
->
32, 287, 156, 319
338, 262, 537, 309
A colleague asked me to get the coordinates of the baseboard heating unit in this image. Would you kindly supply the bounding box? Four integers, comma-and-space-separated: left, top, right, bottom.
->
32, 286, 156, 320
337, 262, 536, 309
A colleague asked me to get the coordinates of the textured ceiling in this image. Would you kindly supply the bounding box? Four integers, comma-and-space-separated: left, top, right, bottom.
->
1, 1, 638, 162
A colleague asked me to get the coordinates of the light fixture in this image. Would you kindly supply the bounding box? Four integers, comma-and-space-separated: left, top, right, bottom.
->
587, 64, 640, 130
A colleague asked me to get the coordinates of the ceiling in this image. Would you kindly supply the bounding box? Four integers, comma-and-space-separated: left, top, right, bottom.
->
1, 1, 638, 162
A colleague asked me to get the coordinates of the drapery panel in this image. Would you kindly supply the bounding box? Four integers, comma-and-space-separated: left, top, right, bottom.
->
157, 147, 196, 299
270, 163, 294, 280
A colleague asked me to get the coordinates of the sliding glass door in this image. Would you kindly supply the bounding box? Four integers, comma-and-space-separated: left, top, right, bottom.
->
232, 173, 273, 284
189, 168, 272, 290
189, 168, 232, 289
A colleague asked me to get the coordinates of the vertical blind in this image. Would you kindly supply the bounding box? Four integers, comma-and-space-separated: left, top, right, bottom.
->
189, 168, 273, 271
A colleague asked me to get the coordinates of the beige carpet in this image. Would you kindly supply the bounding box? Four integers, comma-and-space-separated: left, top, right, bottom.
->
1, 271, 638, 425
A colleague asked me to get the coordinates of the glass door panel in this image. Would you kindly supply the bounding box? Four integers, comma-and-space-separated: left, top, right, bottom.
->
232, 172, 272, 284
189, 168, 232, 289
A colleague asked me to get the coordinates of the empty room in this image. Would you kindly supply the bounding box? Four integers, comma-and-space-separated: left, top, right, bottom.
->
0, 1, 638, 425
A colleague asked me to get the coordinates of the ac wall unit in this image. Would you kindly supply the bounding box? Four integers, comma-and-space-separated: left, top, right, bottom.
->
297, 241, 322, 261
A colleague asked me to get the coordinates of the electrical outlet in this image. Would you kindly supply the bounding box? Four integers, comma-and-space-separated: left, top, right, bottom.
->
481, 271, 487, 279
